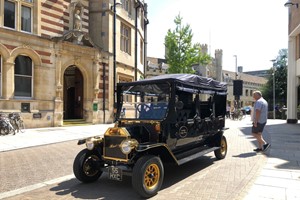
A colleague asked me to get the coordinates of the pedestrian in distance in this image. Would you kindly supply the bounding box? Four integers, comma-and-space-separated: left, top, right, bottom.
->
252, 91, 270, 152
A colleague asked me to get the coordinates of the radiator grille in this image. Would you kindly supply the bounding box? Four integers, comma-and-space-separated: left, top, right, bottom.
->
103, 135, 127, 160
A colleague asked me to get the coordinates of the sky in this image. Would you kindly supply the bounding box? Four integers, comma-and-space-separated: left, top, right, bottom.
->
146, 0, 289, 72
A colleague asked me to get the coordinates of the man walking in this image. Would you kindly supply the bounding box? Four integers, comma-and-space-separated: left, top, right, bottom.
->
252, 91, 270, 152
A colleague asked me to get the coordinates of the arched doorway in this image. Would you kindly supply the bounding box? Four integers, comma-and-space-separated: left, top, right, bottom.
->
63, 66, 83, 119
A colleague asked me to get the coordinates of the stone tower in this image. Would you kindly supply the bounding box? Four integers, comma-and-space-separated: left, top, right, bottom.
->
214, 49, 223, 81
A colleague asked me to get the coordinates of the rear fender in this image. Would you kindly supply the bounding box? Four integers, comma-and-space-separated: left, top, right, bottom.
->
208, 131, 224, 147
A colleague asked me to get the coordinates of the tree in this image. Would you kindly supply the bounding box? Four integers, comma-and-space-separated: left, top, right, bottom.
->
164, 14, 210, 74
261, 49, 287, 110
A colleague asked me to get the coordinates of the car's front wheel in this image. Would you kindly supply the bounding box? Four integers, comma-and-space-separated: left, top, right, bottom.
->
132, 155, 164, 198
214, 135, 227, 159
73, 149, 103, 183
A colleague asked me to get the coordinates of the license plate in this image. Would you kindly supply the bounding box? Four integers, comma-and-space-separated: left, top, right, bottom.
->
108, 166, 122, 181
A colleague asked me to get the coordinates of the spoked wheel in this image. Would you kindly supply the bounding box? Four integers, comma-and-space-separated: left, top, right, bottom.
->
238, 111, 245, 120
0, 127, 9, 135
132, 155, 164, 198
214, 135, 227, 159
73, 149, 103, 183
17, 120, 25, 133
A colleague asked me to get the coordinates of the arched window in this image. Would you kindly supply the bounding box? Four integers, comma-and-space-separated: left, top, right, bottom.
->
14, 55, 33, 97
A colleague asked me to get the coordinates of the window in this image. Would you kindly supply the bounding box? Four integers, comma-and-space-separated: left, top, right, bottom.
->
21, 5, 32, 32
14, 55, 33, 97
245, 89, 249, 96
121, 0, 131, 15
140, 39, 143, 64
140, 9, 144, 30
121, 23, 131, 54
4, 0, 15, 29
3, 0, 33, 33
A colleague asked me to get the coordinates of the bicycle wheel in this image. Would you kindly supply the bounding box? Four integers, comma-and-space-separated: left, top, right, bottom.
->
18, 120, 25, 133
238, 111, 244, 120
0, 126, 10, 135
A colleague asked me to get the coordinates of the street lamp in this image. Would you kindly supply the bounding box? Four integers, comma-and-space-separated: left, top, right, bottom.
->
111, 0, 122, 111
270, 59, 276, 119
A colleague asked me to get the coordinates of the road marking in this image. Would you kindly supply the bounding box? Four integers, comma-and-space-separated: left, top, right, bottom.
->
0, 174, 75, 199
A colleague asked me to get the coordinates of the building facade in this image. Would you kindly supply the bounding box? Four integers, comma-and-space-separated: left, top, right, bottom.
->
285, 0, 300, 123
0, 0, 147, 128
222, 70, 267, 109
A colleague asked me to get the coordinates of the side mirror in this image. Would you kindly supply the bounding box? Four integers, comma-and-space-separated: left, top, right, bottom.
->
175, 101, 184, 110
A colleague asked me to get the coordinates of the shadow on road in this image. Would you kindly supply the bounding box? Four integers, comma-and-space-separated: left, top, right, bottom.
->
49, 156, 215, 199
232, 152, 257, 158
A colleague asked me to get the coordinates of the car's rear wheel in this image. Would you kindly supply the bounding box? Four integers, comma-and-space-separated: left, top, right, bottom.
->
73, 149, 103, 183
132, 155, 164, 198
214, 135, 227, 159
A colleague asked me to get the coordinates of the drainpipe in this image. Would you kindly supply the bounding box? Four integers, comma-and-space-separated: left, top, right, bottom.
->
144, 3, 149, 78
135, 1, 141, 81
102, 62, 106, 123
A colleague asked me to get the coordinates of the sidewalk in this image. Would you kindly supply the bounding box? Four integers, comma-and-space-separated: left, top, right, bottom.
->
0, 124, 114, 152
239, 118, 300, 200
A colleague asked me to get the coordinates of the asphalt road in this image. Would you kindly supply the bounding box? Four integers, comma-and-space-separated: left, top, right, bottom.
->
0, 118, 267, 200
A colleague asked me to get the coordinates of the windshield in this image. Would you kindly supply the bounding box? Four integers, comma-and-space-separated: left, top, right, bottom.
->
119, 83, 170, 120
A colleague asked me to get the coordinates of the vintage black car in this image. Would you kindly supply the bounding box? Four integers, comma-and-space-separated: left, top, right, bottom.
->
73, 74, 228, 198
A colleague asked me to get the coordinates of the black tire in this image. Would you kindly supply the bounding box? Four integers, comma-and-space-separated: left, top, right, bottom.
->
214, 136, 227, 159
0, 127, 8, 135
73, 149, 103, 183
1, 126, 9, 135
132, 155, 164, 198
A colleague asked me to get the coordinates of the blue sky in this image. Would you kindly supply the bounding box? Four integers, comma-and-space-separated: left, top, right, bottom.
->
146, 0, 288, 72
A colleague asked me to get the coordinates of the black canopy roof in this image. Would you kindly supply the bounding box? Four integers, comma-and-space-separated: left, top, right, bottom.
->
119, 74, 227, 93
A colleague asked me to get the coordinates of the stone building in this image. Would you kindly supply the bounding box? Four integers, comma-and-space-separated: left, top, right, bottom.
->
145, 57, 168, 78
0, 0, 148, 128
222, 70, 267, 109
285, 0, 300, 123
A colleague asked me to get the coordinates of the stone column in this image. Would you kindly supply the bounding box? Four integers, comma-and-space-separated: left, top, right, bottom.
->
54, 52, 63, 126
2, 61, 14, 99
287, 36, 298, 123
92, 57, 100, 124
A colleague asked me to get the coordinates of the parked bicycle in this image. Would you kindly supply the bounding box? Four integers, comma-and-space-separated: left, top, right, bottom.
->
0, 113, 25, 135
0, 113, 15, 135
9, 113, 25, 133
231, 109, 246, 120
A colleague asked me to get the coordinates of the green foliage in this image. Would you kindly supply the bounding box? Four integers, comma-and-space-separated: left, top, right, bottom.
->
164, 14, 211, 74
261, 49, 287, 109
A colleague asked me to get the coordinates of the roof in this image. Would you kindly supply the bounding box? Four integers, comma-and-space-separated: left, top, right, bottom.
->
222, 70, 267, 85
119, 74, 227, 92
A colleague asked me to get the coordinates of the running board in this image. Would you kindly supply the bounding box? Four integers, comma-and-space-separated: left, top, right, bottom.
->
176, 147, 220, 165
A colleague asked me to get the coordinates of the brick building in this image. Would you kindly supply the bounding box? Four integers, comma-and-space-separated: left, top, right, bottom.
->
0, 0, 148, 128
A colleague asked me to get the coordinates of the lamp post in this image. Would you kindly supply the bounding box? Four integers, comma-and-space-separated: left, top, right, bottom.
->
271, 59, 276, 119
234, 55, 237, 80
233, 55, 239, 109
111, 0, 122, 110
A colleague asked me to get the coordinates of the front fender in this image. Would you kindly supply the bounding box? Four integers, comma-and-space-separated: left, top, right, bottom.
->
136, 143, 178, 165
77, 139, 86, 145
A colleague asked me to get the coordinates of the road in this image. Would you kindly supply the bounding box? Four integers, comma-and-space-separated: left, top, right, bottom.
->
0, 117, 267, 200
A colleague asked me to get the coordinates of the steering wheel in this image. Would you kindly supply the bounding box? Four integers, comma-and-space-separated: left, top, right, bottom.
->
136, 104, 151, 113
